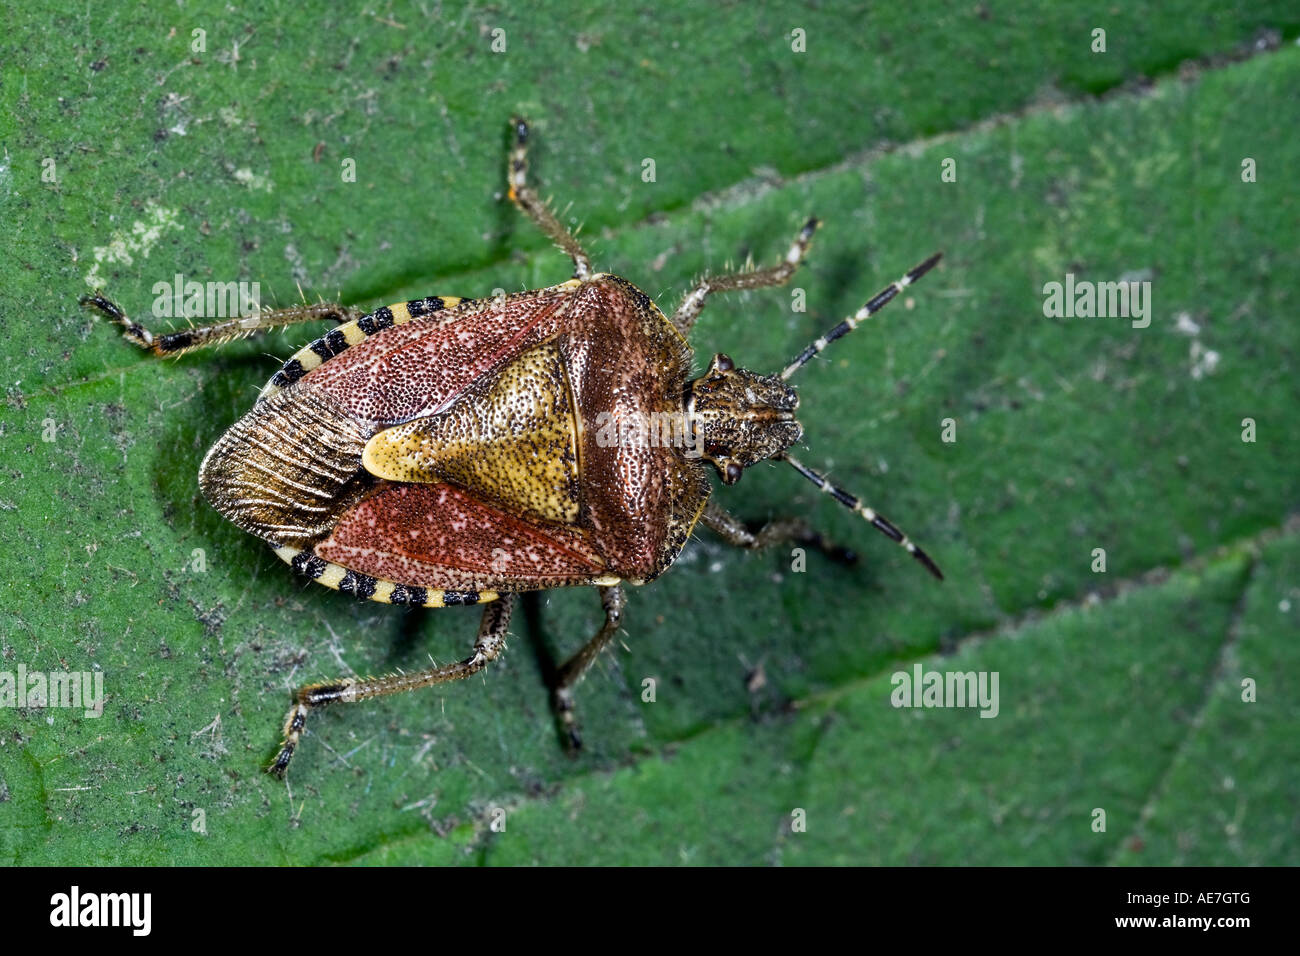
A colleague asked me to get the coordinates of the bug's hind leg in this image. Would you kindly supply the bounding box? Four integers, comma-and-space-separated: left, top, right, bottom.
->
700, 502, 857, 564
670, 217, 820, 337
81, 293, 363, 357
549, 585, 626, 751
269, 594, 515, 777
507, 117, 592, 280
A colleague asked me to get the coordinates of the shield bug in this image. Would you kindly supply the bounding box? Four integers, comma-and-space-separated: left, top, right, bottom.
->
83, 118, 943, 776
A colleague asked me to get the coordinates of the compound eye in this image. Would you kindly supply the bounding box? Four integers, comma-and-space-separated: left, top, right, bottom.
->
724, 462, 744, 485
713, 353, 735, 372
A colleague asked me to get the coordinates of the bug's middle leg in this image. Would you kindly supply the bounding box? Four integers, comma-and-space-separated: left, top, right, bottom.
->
269, 594, 515, 776
701, 502, 856, 563
550, 584, 626, 750
81, 294, 363, 357
507, 117, 592, 280
670, 217, 820, 336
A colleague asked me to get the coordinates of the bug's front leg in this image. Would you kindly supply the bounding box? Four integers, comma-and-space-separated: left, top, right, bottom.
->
506, 117, 593, 280
550, 585, 626, 750
700, 502, 857, 564
81, 293, 363, 357
269, 594, 515, 777
670, 217, 820, 336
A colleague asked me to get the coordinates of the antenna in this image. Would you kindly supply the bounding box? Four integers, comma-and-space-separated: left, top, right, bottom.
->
780, 252, 942, 381
780, 452, 943, 580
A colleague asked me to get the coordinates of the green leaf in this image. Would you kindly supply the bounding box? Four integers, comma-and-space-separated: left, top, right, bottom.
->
1, 2, 1296, 865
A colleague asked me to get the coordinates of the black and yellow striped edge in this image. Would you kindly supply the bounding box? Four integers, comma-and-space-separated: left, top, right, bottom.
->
271, 545, 499, 608
257, 279, 595, 401
257, 295, 470, 401
272, 545, 623, 604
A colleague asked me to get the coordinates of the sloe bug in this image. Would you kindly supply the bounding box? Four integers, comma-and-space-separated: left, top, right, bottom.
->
82, 118, 943, 775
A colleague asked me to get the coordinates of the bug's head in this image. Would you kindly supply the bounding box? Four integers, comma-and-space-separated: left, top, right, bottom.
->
686, 353, 803, 484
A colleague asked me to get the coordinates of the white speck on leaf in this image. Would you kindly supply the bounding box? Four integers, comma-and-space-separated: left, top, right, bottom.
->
233, 167, 273, 192
82, 202, 183, 288
1189, 340, 1220, 380
1175, 312, 1201, 336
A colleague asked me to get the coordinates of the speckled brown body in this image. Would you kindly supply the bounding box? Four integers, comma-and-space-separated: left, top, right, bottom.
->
199, 274, 709, 604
